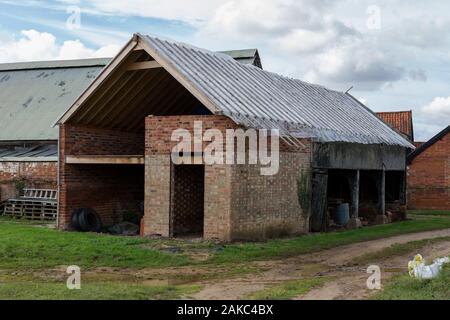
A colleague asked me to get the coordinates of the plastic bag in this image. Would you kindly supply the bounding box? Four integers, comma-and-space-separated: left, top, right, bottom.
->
408, 254, 450, 280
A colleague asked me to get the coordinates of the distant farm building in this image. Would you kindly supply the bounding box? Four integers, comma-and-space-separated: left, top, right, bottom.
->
408, 125, 450, 210
0, 59, 108, 201
377, 111, 414, 143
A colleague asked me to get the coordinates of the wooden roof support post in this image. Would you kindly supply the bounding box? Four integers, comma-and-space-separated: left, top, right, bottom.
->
351, 170, 360, 218
378, 168, 386, 215
374, 168, 388, 225
348, 170, 362, 229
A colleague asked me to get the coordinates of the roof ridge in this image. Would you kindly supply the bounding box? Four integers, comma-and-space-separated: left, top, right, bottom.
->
377, 110, 412, 114
0, 58, 111, 72
142, 33, 345, 95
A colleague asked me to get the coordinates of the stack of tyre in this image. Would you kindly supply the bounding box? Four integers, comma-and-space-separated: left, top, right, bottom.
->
71, 208, 102, 233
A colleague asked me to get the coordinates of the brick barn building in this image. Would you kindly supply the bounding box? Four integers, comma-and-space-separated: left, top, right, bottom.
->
0, 59, 109, 201
407, 125, 450, 210
55, 34, 412, 241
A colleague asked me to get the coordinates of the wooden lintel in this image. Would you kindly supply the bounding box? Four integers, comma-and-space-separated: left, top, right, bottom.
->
126, 61, 161, 71
66, 155, 144, 165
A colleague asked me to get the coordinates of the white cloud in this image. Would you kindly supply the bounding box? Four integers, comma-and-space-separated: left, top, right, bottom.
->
422, 97, 450, 119
276, 29, 336, 54
57, 0, 225, 24
0, 30, 119, 63
303, 37, 406, 90
200, 0, 343, 41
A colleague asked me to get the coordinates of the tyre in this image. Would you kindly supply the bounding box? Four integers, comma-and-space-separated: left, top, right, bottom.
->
71, 209, 82, 231
77, 208, 102, 233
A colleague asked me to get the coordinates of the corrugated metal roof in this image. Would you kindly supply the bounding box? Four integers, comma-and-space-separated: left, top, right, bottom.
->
377, 111, 414, 141
0, 144, 57, 162
141, 35, 413, 147
0, 58, 109, 141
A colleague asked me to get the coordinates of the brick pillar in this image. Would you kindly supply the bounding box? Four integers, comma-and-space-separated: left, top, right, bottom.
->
142, 154, 172, 237
57, 124, 69, 229
204, 165, 232, 241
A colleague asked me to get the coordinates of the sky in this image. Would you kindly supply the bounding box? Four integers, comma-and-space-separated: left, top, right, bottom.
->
0, 0, 449, 141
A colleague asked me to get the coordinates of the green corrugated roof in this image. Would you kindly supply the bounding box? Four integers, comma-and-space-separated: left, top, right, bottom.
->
0, 58, 110, 141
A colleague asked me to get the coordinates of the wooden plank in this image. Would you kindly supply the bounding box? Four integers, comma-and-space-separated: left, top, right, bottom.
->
95, 69, 162, 127
378, 169, 386, 215
78, 50, 148, 123
66, 155, 144, 165
310, 170, 328, 232
57, 37, 139, 124
77, 49, 151, 123
126, 60, 161, 71
350, 170, 360, 218
138, 36, 222, 114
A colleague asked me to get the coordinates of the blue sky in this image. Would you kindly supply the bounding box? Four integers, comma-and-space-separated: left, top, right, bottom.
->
0, 0, 449, 141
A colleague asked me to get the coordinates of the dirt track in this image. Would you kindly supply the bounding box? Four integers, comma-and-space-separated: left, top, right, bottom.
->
191, 229, 450, 300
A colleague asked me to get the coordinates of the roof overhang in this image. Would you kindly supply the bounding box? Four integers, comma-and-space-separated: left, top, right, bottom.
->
55, 33, 221, 126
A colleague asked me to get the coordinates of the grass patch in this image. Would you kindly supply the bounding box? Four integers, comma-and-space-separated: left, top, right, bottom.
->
1, 213, 450, 270
246, 277, 329, 300
353, 237, 450, 265
0, 281, 202, 300
210, 217, 450, 264
374, 265, 450, 300
408, 210, 450, 217
0, 219, 190, 270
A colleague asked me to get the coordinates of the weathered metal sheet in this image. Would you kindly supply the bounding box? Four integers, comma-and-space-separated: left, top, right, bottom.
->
0, 59, 109, 141
312, 142, 406, 171
142, 35, 413, 148
0, 144, 57, 162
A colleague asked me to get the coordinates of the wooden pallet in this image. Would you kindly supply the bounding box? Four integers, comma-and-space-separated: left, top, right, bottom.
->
3, 199, 57, 221
2, 189, 58, 221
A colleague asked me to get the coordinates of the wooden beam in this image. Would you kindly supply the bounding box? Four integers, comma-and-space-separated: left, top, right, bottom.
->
91, 70, 153, 126
126, 61, 161, 71
75, 50, 146, 122
66, 155, 144, 165
56, 38, 139, 124
310, 170, 328, 232
378, 169, 386, 215
99, 69, 166, 128
138, 36, 222, 114
351, 170, 360, 218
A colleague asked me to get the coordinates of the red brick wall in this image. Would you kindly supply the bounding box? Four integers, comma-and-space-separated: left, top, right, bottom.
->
0, 161, 57, 201
408, 132, 450, 210
145, 115, 238, 154
143, 115, 237, 240
143, 115, 311, 241
58, 124, 145, 229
